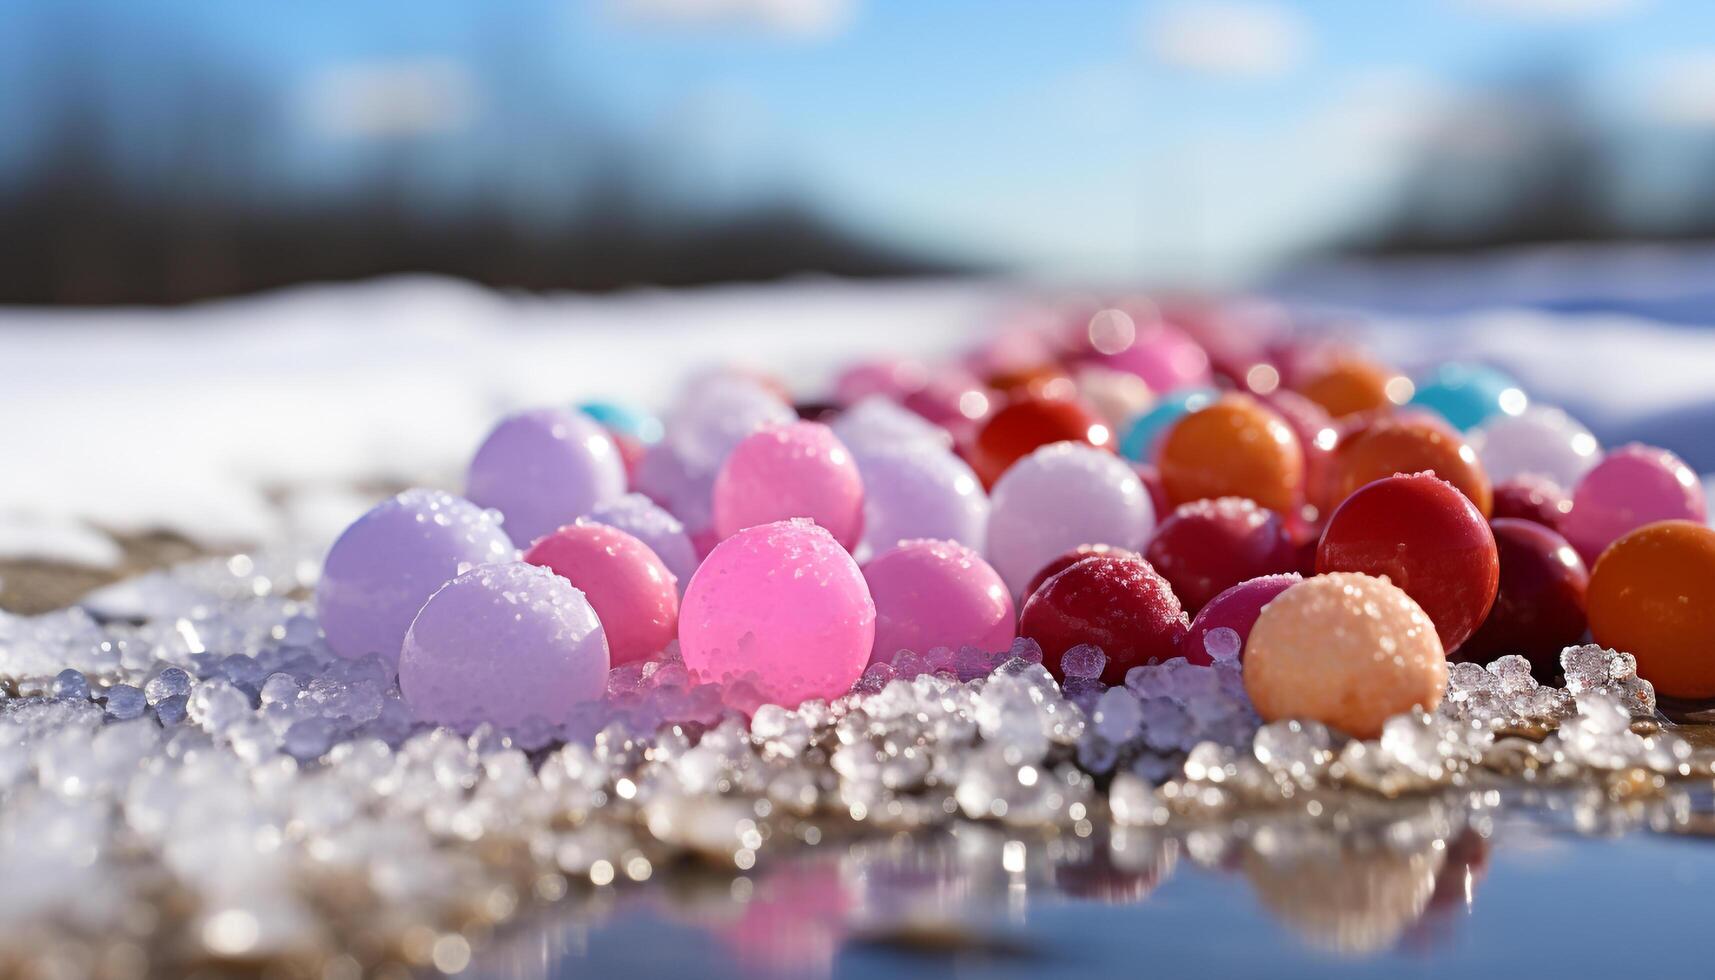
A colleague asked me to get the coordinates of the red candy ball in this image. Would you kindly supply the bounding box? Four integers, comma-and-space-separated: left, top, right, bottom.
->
1316, 473, 1499, 653
1457, 518, 1588, 678
968, 393, 1112, 487
1021, 543, 1140, 606
1490, 475, 1571, 531
1143, 497, 1297, 613
1019, 554, 1188, 686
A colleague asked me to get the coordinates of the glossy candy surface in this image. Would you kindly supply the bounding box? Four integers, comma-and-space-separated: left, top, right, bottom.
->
1490, 475, 1572, 530
679, 520, 875, 707
986, 442, 1155, 597
399, 562, 609, 729
1317, 473, 1499, 653
1180, 572, 1301, 666
316, 489, 515, 665
713, 421, 865, 550
1561, 443, 1707, 565
1409, 362, 1526, 431
1330, 417, 1493, 516
1018, 554, 1187, 686
1118, 387, 1217, 462
850, 446, 989, 558
1143, 497, 1296, 613
863, 539, 1015, 664
1020, 543, 1139, 606
969, 393, 1112, 487
466, 407, 627, 546
523, 523, 680, 666
1470, 405, 1598, 489
1457, 519, 1588, 677
1156, 394, 1304, 514
582, 493, 699, 595
1245, 572, 1447, 740
1587, 520, 1715, 699
1295, 357, 1405, 419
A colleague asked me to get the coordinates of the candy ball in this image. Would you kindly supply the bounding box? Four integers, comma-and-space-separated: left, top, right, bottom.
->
1075, 365, 1154, 430
523, 523, 679, 666
1409, 362, 1526, 431
1469, 405, 1598, 489
632, 439, 718, 540
986, 442, 1155, 597
578, 400, 663, 446
466, 408, 627, 546
834, 358, 928, 405
1317, 473, 1499, 653
1021, 543, 1139, 606
399, 562, 609, 729
1181, 573, 1301, 666
851, 446, 989, 558
1491, 475, 1572, 530
968, 393, 1112, 487
713, 422, 865, 549
1118, 387, 1217, 462
1156, 394, 1305, 514
863, 539, 1015, 663
665, 373, 797, 473
583, 493, 699, 595
1561, 443, 1707, 565
1458, 519, 1588, 677
1090, 316, 1212, 393
831, 396, 952, 455
1330, 417, 1493, 516
679, 519, 875, 707
1018, 554, 1187, 686
1295, 357, 1407, 419
316, 489, 515, 665
1587, 520, 1715, 699
1244, 572, 1447, 739
1144, 497, 1297, 613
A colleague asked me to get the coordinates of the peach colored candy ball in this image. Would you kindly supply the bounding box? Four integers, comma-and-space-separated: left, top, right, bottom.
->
679, 519, 876, 707
1244, 572, 1447, 739
713, 421, 865, 550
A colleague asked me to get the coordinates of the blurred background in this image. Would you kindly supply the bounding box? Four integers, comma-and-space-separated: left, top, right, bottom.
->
9, 0, 1715, 305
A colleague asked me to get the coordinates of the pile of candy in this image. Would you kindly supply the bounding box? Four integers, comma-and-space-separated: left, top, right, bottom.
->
3, 296, 1715, 973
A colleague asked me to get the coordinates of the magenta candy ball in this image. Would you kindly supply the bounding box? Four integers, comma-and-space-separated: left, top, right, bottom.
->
316, 489, 515, 665
583, 493, 698, 594
679, 519, 875, 707
986, 442, 1156, 598
466, 407, 627, 547
863, 539, 1015, 665
1092, 319, 1212, 393
1180, 572, 1301, 666
713, 421, 865, 549
1562, 443, 1707, 564
399, 562, 609, 730
523, 523, 679, 667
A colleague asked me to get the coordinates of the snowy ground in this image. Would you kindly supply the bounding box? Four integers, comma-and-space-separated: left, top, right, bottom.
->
2, 260, 1712, 572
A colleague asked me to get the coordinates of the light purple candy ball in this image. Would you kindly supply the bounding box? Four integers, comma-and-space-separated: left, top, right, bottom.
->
831, 395, 953, 455
400, 562, 609, 730
853, 446, 989, 560
315, 489, 514, 665
664, 375, 796, 473
466, 407, 627, 548
1470, 405, 1599, 490
986, 442, 1155, 598
583, 493, 699, 594
634, 439, 718, 539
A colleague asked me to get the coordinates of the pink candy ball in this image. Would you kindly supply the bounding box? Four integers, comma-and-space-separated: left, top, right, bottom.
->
1562, 443, 1707, 564
1181, 572, 1301, 666
863, 539, 1015, 665
523, 523, 680, 666
679, 519, 876, 707
713, 421, 865, 549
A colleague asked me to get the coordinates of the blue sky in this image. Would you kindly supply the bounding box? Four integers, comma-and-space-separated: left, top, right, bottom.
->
6, 0, 1715, 282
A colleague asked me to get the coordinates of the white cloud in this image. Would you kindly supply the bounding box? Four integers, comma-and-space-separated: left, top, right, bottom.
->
301, 60, 475, 139
1145, 2, 1310, 79
1458, 0, 1644, 20
607, 0, 854, 38
1648, 51, 1715, 127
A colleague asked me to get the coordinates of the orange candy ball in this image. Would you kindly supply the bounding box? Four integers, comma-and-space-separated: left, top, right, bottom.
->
968, 393, 1112, 487
1244, 572, 1448, 739
1330, 418, 1493, 516
1587, 520, 1715, 699
1295, 358, 1409, 420
1156, 394, 1304, 514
